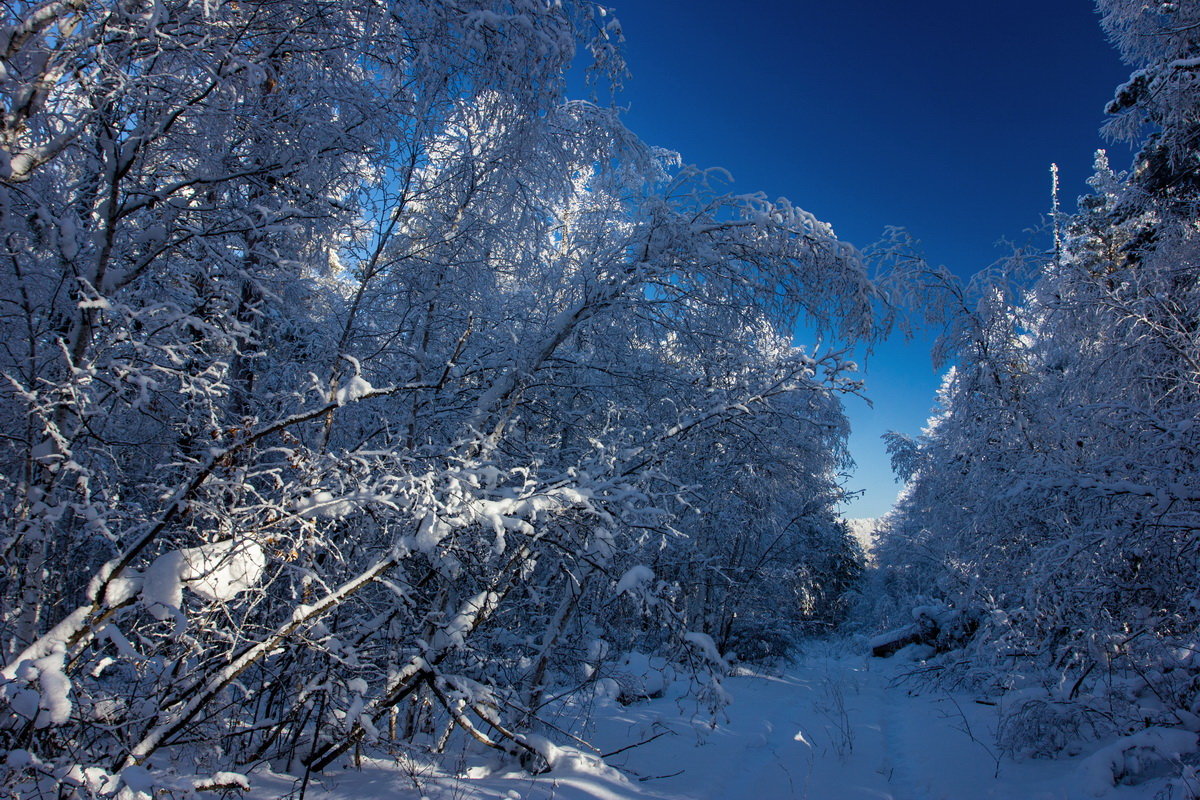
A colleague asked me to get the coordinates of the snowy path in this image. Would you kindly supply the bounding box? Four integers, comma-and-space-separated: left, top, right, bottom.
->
591, 659, 891, 799
251, 648, 1170, 800
573, 651, 1079, 800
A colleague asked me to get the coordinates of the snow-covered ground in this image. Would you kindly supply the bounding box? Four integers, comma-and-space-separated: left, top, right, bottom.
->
247, 643, 1198, 800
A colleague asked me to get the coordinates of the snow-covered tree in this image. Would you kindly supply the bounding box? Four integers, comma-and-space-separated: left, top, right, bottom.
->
874, 0, 1200, 758
0, 1, 877, 792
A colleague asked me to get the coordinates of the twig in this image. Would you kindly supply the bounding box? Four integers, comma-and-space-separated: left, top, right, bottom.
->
601, 728, 675, 758
636, 769, 684, 782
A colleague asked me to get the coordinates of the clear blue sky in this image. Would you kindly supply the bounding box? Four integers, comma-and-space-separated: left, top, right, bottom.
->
606, 0, 1134, 518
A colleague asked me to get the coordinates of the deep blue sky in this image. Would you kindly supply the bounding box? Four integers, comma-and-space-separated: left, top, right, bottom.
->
606, 0, 1135, 518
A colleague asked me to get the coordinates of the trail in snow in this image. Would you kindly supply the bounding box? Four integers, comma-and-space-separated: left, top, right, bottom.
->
248, 645, 1186, 800
583, 657, 891, 799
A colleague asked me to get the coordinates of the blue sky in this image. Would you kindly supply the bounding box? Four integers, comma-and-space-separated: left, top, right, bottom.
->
606, 0, 1135, 518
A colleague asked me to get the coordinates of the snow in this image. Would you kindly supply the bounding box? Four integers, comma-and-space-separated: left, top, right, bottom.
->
615, 566, 654, 595
232, 644, 1200, 800
611, 651, 671, 702
103, 574, 142, 607
1077, 728, 1198, 796
140, 537, 266, 620
295, 490, 359, 519
682, 632, 726, 669
845, 517, 879, 556
194, 771, 251, 792
140, 550, 189, 622
430, 591, 498, 650
336, 374, 374, 405
868, 624, 918, 651
180, 538, 266, 603
32, 650, 71, 727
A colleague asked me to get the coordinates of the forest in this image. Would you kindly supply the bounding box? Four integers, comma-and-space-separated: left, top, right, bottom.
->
0, 1, 1195, 798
